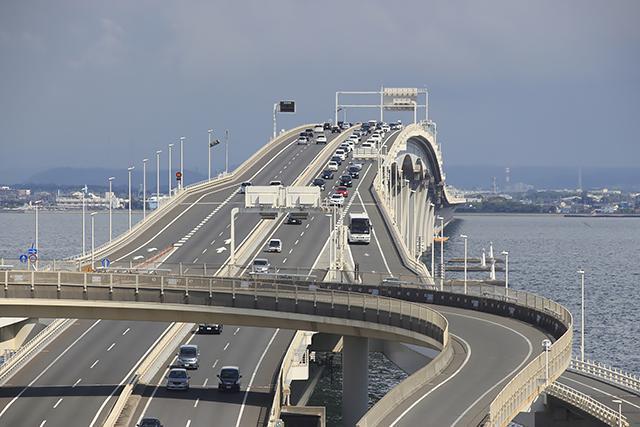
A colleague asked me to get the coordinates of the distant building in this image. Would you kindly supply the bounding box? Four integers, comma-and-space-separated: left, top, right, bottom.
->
55, 191, 121, 210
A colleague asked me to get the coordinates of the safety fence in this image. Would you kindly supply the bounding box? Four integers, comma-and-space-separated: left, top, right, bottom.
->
546, 382, 629, 427
569, 358, 640, 396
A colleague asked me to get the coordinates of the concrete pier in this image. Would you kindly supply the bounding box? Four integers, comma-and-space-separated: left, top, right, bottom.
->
342, 336, 369, 426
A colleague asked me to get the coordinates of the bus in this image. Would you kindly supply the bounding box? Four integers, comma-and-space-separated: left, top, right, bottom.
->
348, 212, 371, 244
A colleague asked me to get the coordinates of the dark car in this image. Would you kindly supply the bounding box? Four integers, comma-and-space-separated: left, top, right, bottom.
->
198, 324, 222, 334
312, 178, 326, 190
323, 122, 331, 130
330, 156, 342, 166
286, 213, 302, 225
218, 366, 242, 392
331, 126, 341, 134
339, 175, 353, 187
304, 129, 314, 137
138, 418, 163, 427
321, 170, 334, 180
347, 166, 360, 178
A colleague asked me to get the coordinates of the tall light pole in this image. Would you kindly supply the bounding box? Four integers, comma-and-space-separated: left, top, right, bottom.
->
34, 200, 41, 270
208, 129, 213, 181
82, 185, 87, 256
142, 158, 148, 219
542, 339, 552, 385
578, 269, 585, 362
168, 143, 174, 197
108, 177, 115, 242
437, 216, 444, 291
127, 166, 134, 230
612, 399, 623, 427
90, 212, 96, 268
460, 234, 468, 294
155, 150, 161, 208
225, 129, 229, 174
502, 250, 509, 296
179, 136, 185, 189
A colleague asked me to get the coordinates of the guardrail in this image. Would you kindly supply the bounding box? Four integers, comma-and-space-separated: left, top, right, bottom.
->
569, 358, 640, 396
0, 318, 75, 385
546, 382, 629, 427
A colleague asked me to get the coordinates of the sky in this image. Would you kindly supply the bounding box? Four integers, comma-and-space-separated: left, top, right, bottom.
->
1, 0, 639, 183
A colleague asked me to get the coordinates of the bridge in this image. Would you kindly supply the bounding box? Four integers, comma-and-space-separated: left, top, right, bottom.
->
0, 101, 637, 427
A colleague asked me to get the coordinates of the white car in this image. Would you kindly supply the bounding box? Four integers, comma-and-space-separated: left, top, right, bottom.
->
266, 239, 282, 253
297, 136, 309, 145
329, 193, 345, 206
327, 161, 339, 171
252, 258, 270, 273
316, 134, 327, 143
334, 149, 347, 161
349, 134, 360, 142
361, 142, 373, 148
382, 125, 391, 132
339, 143, 351, 153
314, 125, 325, 134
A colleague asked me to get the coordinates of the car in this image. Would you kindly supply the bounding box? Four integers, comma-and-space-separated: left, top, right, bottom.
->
316, 134, 327, 144
335, 186, 349, 198
339, 142, 352, 152
314, 125, 325, 133
252, 258, 270, 273
321, 170, 334, 180
297, 136, 309, 145
218, 366, 242, 392
286, 213, 302, 224
329, 193, 345, 206
331, 126, 341, 133
166, 368, 190, 391
339, 175, 353, 187
323, 122, 331, 130
340, 122, 351, 130
347, 165, 360, 178
330, 156, 342, 165
312, 178, 326, 190
382, 124, 391, 132
327, 161, 339, 171
349, 162, 364, 171
239, 181, 252, 194
269, 180, 283, 186
137, 417, 163, 427
334, 149, 347, 161
177, 344, 199, 369
349, 134, 361, 142
198, 324, 223, 334
361, 142, 373, 149
381, 277, 410, 287
267, 238, 282, 253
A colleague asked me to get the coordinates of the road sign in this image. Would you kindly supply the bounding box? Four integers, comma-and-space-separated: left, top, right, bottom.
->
101, 258, 111, 268
19, 254, 28, 264
28, 254, 38, 263
175, 171, 182, 181
279, 100, 295, 113
27, 247, 38, 255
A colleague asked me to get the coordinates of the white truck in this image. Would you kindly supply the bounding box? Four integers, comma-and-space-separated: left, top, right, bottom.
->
348, 212, 371, 244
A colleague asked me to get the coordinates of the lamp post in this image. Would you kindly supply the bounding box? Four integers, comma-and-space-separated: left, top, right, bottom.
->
179, 136, 185, 189
502, 250, 509, 296
81, 185, 86, 256
155, 150, 161, 208
168, 143, 174, 197
208, 129, 213, 181
437, 216, 444, 291
34, 200, 41, 270
127, 166, 134, 230
612, 399, 623, 427
225, 129, 229, 174
108, 177, 115, 242
90, 212, 96, 268
142, 158, 148, 219
460, 234, 468, 294
578, 269, 585, 362
542, 339, 552, 385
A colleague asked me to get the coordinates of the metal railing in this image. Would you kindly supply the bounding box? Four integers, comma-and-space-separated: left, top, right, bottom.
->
569, 358, 640, 396
546, 382, 629, 427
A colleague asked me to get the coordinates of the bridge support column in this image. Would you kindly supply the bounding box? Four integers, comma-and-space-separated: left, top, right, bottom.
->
342, 336, 368, 426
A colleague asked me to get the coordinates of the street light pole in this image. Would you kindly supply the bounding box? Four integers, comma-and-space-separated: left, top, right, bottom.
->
179, 136, 185, 189
230, 207, 239, 269
460, 234, 468, 294
90, 212, 96, 268
273, 103, 278, 139
612, 399, 623, 427
542, 339, 552, 385
82, 185, 86, 256
155, 150, 161, 208
208, 129, 213, 181
225, 129, 229, 174
127, 166, 134, 230
437, 216, 444, 291
168, 143, 174, 197
108, 177, 115, 242
142, 159, 148, 220
578, 269, 585, 362
34, 200, 41, 270
502, 250, 509, 296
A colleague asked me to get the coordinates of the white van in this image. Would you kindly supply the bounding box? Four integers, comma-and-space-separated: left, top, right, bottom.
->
314, 125, 325, 134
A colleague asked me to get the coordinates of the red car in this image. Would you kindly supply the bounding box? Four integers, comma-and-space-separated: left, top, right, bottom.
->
335, 186, 349, 198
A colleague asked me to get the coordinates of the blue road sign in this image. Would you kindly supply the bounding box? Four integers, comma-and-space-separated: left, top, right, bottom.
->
27, 247, 38, 255
19, 254, 28, 264
101, 258, 111, 268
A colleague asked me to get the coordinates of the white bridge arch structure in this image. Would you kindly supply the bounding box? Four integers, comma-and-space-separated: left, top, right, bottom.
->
372, 121, 465, 280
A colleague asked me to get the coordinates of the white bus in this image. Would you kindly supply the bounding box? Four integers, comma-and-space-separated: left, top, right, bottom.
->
348, 212, 371, 244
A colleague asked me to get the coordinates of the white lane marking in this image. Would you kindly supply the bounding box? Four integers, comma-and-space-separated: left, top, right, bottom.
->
132, 255, 144, 261
39, 421, 46, 427
559, 377, 640, 410
216, 247, 227, 254
184, 267, 190, 273
202, 248, 207, 254
389, 335, 472, 427
356, 192, 391, 275
89, 359, 99, 369
300, 231, 304, 237
218, 231, 224, 237
288, 249, 293, 254
0, 319, 100, 417
193, 398, 199, 408
107, 342, 116, 351
234, 329, 280, 427
283, 258, 287, 264
122, 328, 130, 336
450, 314, 533, 426
223, 342, 230, 351
53, 398, 63, 409
137, 327, 196, 425
212, 359, 219, 369
305, 223, 310, 229
203, 378, 209, 387
226, 224, 231, 229
72, 378, 82, 388
210, 240, 216, 245
186, 420, 191, 427
234, 328, 240, 336
146, 247, 157, 253
294, 240, 299, 245
224, 238, 232, 245
193, 257, 199, 263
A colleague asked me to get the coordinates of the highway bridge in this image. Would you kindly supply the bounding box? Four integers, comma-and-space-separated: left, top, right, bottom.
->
0, 112, 637, 427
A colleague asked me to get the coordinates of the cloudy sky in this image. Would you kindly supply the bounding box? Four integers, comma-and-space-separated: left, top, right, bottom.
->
1, 1, 638, 182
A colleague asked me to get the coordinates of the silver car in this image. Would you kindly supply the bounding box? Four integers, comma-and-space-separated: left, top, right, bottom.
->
177, 344, 199, 369
252, 258, 270, 274
166, 368, 190, 391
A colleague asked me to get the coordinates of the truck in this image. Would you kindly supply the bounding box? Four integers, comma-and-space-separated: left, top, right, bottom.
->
348, 212, 371, 244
